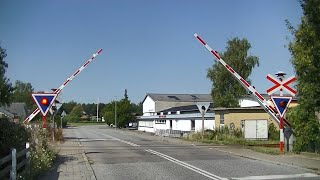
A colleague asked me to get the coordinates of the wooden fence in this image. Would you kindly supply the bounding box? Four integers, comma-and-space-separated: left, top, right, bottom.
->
0, 143, 30, 180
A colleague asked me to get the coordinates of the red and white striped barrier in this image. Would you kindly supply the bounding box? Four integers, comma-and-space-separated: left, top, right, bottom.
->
24, 49, 103, 123
193, 33, 288, 127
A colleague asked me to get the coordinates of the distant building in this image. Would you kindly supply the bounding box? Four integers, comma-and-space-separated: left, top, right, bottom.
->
138, 93, 214, 133
138, 93, 297, 140
0, 102, 27, 121
0, 107, 15, 120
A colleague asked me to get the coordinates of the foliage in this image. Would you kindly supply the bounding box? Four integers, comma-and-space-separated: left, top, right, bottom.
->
70, 104, 84, 117
64, 115, 79, 123
103, 103, 115, 125
287, 106, 320, 153
0, 118, 30, 158
286, 0, 320, 153
131, 101, 143, 116
268, 123, 279, 141
102, 89, 141, 127
0, 46, 13, 106
29, 126, 56, 178
61, 101, 77, 114
82, 103, 96, 116
11, 80, 35, 110
207, 38, 259, 108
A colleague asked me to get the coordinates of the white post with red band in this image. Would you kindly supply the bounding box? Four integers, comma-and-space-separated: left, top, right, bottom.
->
193, 33, 285, 126
24, 49, 103, 123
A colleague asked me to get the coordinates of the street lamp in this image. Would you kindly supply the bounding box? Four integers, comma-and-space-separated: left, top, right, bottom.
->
114, 96, 117, 129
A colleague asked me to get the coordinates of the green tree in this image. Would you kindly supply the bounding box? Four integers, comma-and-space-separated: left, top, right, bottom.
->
70, 105, 83, 117
11, 80, 35, 110
207, 38, 259, 108
0, 46, 13, 106
102, 102, 115, 125
131, 101, 143, 116
61, 101, 77, 114
286, 0, 320, 152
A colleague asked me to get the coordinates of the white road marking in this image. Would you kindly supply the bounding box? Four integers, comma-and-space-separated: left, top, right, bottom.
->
93, 131, 140, 147
145, 149, 225, 180
79, 138, 117, 142
231, 173, 319, 180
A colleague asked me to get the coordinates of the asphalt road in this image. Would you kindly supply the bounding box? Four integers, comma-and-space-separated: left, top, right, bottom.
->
64, 125, 319, 180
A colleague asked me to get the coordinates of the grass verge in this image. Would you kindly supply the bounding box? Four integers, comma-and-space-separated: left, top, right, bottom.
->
68, 122, 106, 127
248, 146, 280, 155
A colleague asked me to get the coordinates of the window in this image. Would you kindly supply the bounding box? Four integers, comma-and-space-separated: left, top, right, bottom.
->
168, 96, 180, 100
220, 114, 225, 125
155, 120, 166, 124
191, 120, 195, 130
190, 95, 199, 100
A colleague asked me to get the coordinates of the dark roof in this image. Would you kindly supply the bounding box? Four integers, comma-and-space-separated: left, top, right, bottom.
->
161, 103, 214, 113
145, 93, 212, 102
0, 107, 15, 118
242, 93, 297, 100
3, 103, 27, 119
214, 107, 264, 111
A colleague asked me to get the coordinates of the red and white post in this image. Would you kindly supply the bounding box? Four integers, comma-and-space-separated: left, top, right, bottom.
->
276, 71, 285, 153
42, 116, 47, 129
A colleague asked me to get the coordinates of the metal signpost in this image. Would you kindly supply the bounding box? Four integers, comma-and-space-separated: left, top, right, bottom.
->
24, 49, 103, 123
193, 33, 286, 127
267, 72, 296, 153
196, 102, 210, 140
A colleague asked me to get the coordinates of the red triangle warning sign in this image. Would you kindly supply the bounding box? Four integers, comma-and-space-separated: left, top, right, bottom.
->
32, 93, 58, 116
271, 96, 292, 118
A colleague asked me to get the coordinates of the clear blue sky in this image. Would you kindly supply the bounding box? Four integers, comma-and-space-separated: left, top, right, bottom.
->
0, 0, 302, 104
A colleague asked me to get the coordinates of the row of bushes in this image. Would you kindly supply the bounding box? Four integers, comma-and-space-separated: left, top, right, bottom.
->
0, 118, 57, 179
184, 124, 279, 145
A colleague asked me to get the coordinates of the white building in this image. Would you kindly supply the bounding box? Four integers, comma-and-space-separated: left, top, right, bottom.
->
138, 93, 264, 133
138, 94, 214, 133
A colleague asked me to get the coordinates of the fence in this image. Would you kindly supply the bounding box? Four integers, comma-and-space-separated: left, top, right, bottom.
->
155, 129, 191, 138
0, 143, 30, 180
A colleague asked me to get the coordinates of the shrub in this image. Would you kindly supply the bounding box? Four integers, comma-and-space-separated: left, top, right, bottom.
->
268, 123, 279, 141
29, 125, 56, 178
64, 115, 79, 123
0, 118, 30, 158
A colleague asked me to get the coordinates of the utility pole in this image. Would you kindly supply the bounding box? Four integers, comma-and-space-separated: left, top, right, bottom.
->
115, 98, 117, 129
97, 98, 99, 122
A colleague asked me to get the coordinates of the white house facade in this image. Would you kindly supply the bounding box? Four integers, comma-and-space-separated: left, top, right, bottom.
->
138, 94, 214, 133
138, 93, 268, 133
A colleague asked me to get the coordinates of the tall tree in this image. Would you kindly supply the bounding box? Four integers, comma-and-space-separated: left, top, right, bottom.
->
61, 101, 78, 114
0, 46, 13, 106
102, 102, 116, 125
11, 80, 35, 110
70, 105, 84, 117
286, 0, 320, 152
207, 38, 259, 108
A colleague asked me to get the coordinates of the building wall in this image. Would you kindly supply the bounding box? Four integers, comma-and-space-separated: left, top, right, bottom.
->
143, 96, 156, 116
239, 98, 260, 107
175, 120, 192, 131
215, 109, 273, 130
154, 120, 170, 130
138, 120, 154, 132
195, 119, 215, 131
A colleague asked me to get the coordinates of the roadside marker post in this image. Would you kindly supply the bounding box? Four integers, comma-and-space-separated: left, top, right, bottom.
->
31, 93, 58, 128
24, 49, 103, 123
267, 71, 296, 153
